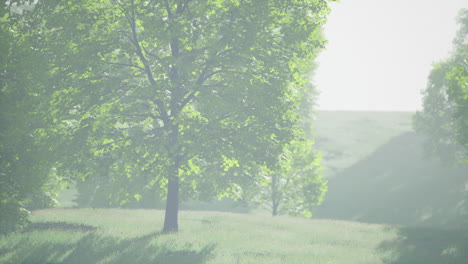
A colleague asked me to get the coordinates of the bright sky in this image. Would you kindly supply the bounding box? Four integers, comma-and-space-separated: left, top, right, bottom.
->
315, 0, 468, 111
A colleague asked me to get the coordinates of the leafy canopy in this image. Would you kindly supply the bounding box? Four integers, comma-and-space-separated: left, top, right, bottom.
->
28, 0, 330, 197
414, 9, 468, 163
0, 4, 63, 233
5, 0, 332, 231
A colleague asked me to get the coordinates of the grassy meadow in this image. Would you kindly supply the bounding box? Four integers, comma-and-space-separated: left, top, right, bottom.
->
1, 208, 468, 264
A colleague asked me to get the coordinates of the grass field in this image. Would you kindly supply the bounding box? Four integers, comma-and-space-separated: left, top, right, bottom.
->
1, 208, 468, 264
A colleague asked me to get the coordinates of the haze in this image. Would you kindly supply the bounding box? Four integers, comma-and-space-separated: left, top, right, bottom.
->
315, 0, 468, 111
2, 1, 468, 263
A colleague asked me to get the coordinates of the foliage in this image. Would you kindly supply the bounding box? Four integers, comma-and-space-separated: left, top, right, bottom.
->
74, 174, 164, 208
0, 200, 30, 234
0, 3, 62, 233
414, 9, 468, 163
22, 172, 63, 210
255, 64, 327, 217
11, 0, 332, 231
259, 139, 327, 217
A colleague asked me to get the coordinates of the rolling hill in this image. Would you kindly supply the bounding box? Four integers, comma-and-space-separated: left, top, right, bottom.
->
314, 111, 415, 178
313, 111, 468, 228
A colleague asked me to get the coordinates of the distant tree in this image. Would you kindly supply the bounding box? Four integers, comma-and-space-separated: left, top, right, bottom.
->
414, 9, 468, 163
15, 0, 332, 232
259, 139, 326, 217
254, 74, 327, 217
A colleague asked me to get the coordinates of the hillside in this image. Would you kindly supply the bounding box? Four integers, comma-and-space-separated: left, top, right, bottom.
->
314, 111, 414, 177
1, 209, 467, 264
313, 111, 468, 227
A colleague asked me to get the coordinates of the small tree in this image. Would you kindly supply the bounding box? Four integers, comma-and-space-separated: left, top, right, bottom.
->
258, 139, 326, 217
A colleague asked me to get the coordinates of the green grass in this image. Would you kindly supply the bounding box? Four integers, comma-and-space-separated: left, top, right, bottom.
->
1, 209, 468, 264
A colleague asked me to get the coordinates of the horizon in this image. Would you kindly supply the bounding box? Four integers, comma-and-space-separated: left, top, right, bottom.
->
316, 109, 417, 113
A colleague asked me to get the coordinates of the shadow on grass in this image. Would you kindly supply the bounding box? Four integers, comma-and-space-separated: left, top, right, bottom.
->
379, 227, 468, 264
12, 221, 216, 264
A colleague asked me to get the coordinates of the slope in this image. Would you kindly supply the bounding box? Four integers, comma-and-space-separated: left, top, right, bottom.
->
313, 111, 468, 227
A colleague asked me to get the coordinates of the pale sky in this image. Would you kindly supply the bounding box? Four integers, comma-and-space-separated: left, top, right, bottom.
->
315, 0, 468, 111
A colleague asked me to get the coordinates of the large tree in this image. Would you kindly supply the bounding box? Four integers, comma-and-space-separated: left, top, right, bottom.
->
414, 9, 468, 163
15, 0, 332, 232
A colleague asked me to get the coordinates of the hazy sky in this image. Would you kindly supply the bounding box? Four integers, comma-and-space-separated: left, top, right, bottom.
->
315, 0, 468, 111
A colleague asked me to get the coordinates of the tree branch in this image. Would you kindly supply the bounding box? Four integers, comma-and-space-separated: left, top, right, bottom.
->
121, 31, 138, 46
121, 112, 163, 121
124, 0, 157, 86
216, 48, 235, 57
102, 61, 146, 71
142, 44, 161, 60
93, 138, 128, 150
164, 0, 173, 18
151, 98, 170, 125
179, 91, 196, 111
119, 0, 169, 126
170, 68, 224, 116
176, 0, 192, 14
196, 69, 223, 85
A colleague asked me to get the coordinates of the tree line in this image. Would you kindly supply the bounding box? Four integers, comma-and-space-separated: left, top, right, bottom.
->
414, 9, 468, 164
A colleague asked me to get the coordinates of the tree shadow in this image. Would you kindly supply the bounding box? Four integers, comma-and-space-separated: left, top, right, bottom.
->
23, 221, 98, 232
10, 221, 216, 264
378, 226, 468, 264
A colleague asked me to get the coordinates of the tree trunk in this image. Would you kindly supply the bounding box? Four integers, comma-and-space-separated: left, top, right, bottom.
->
163, 122, 181, 232
272, 202, 278, 217
163, 176, 179, 232
271, 173, 279, 216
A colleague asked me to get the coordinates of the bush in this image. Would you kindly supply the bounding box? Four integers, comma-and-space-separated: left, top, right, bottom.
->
0, 200, 30, 234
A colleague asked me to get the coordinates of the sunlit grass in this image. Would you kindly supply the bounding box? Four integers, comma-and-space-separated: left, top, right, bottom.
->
1, 208, 467, 263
